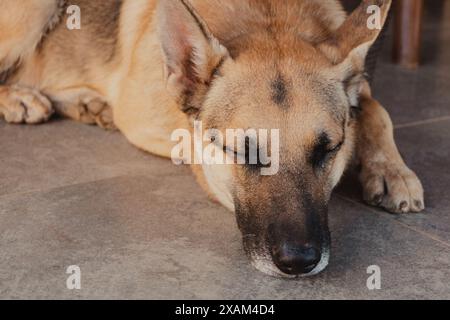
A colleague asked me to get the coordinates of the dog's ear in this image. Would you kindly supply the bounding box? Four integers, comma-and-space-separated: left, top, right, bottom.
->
319, 0, 392, 105
157, 0, 229, 114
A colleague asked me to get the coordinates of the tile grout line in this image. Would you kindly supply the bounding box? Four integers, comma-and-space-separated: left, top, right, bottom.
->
392, 219, 450, 249
394, 115, 450, 130
0, 170, 193, 203
0, 174, 136, 203
337, 195, 450, 250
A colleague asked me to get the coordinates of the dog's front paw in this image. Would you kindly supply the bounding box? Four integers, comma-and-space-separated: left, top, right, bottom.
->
56, 97, 116, 130
0, 85, 53, 124
360, 161, 425, 213
87, 99, 116, 130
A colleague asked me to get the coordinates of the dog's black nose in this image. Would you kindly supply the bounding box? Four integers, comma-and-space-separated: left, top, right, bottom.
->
271, 242, 321, 275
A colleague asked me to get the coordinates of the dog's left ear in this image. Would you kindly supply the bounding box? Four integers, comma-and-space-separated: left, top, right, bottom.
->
157, 0, 229, 115
319, 0, 392, 105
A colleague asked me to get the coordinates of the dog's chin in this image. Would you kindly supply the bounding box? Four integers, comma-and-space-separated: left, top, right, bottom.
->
248, 250, 330, 278
245, 242, 330, 278
302, 245, 330, 277
249, 253, 297, 278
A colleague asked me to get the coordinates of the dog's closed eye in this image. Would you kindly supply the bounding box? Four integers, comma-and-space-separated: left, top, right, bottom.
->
310, 132, 343, 170
219, 138, 271, 169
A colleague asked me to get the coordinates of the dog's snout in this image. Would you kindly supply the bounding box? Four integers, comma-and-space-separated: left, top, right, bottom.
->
271, 242, 321, 275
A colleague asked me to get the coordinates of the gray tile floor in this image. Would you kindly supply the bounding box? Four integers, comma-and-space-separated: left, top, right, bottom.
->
1, 3, 450, 299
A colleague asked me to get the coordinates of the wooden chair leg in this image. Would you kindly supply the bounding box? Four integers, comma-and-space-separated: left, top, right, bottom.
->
393, 0, 424, 69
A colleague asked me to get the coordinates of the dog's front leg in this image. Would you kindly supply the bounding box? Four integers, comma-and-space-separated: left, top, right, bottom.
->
0, 85, 54, 124
356, 82, 424, 213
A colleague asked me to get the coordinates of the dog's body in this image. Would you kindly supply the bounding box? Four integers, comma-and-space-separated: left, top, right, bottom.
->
0, 0, 424, 277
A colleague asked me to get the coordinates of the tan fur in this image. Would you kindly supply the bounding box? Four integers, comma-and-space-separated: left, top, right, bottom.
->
0, 0, 65, 74
0, 0, 424, 276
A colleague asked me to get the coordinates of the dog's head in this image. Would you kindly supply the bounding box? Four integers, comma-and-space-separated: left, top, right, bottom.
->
157, 0, 391, 277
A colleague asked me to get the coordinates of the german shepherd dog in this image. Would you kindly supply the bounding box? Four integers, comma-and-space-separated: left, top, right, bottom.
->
0, 0, 424, 277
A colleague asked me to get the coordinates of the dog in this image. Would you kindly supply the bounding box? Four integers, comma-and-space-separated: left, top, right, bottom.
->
0, 0, 424, 277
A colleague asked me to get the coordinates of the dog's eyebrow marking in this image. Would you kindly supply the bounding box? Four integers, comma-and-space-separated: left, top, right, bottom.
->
271, 73, 289, 108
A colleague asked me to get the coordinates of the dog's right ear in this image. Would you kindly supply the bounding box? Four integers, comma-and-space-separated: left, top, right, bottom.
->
157, 0, 229, 114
